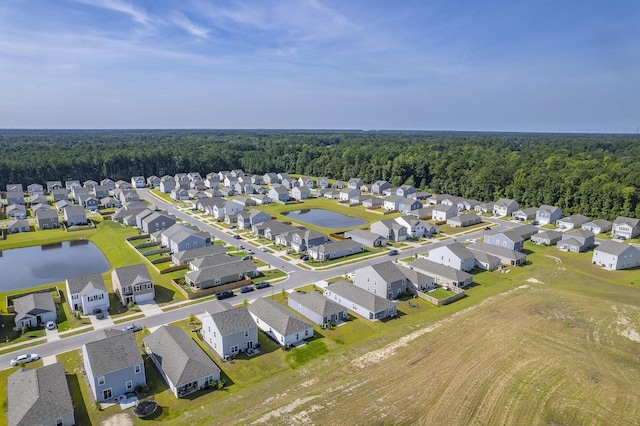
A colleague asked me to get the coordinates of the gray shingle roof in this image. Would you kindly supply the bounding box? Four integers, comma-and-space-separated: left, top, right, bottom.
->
13, 293, 55, 323
206, 305, 256, 337
614, 216, 640, 228
367, 262, 407, 284
288, 291, 346, 317
468, 242, 527, 262
173, 244, 226, 263
533, 230, 562, 240
112, 264, 152, 288
7, 362, 74, 426
595, 240, 639, 256
84, 330, 143, 377
66, 272, 107, 295
248, 297, 313, 336
315, 239, 362, 254
144, 326, 220, 387
439, 242, 475, 260
408, 258, 473, 282
186, 259, 256, 284
324, 280, 397, 313
190, 254, 240, 270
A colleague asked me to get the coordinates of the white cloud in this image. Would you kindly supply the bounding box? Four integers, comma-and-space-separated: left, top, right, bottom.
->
173, 13, 210, 39
76, 0, 152, 26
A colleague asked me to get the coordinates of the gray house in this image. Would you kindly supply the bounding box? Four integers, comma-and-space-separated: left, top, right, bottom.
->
185, 259, 258, 290
427, 243, 475, 272
612, 216, 640, 240
50, 188, 69, 202
63, 206, 87, 226
36, 209, 60, 229
324, 280, 397, 321
493, 198, 519, 217
581, 219, 613, 235
536, 205, 562, 225
512, 207, 538, 221
291, 229, 329, 252
308, 239, 363, 262
291, 185, 311, 200
348, 178, 364, 189
408, 258, 473, 288
46, 180, 63, 192
5, 190, 25, 206
531, 230, 563, 245
66, 273, 109, 315
6, 219, 30, 234
161, 224, 211, 253
344, 229, 387, 247
188, 254, 240, 272
201, 301, 259, 359
237, 210, 271, 230
592, 241, 640, 270
556, 214, 590, 230
12, 293, 57, 328
371, 219, 407, 242
7, 362, 75, 426
100, 178, 116, 190
372, 180, 391, 194
171, 244, 226, 265
431, 204, 458, 222
140, 211, 176, 234
556, 229, 595, 252
268, 185, 289, 202
383, 195, 405, 211
248, 297, 314, 348
144, 325, 221, 398
288, 291, 348, 326
112, 264, 155, 305
83, 329, 146, 402
468, 242, 527, 266
447, 213, 481, 228
7, 204, 27, 219
398, 198, 423, 213
484, 229, 525, 252
353, 262, 410, 300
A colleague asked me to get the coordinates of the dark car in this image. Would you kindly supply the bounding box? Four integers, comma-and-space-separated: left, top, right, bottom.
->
388, 249, 399, 256
93, 308, 105, 319
233, 234, 241, 239
240, 286, 254, 293
301, 255, 309, 261
484, 226, 491, 231
216, 290, 235, 300
254, 281, 270, 289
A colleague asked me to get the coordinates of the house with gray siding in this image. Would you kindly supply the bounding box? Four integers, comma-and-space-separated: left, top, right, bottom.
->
556, 229, 595, 252
344, 229, 387, 247
140, 211, 176, 234
291, 229, 329, 252
472, 250, 501, 271
581, 219, 613, 235
66, 273, 109, 315
7, 362, 75, 426
493, 198, 519, 217
7, 204, 27, 219
427, 243, 475, 271
308, 239, 363, 262
612, 216, 640, 240
6, 219, 30, 234
536, 205, 562, 225
100, 178, 116, 190
371, 219, 407, 242
63, 206, 87, 226
398, 198, 423, 213
353, 262, 412, 300
248, 297, 314, 348
12, 293, 56, 328
512, 207, 538, 221
161, 224, 211, 253
531, 230, 563, 245
556, 214, 590, 230
268, 185, 289, 202
432, 204, 458, 222
372, 180, 391, 194
5, 188, 25, 206
288, 291, 347, 326
324, 280, 397, 321
468, 242, 527, 266
202, 301, 259, 359
83, 330, 146, 402
292, 185, 311, 200
112, 264, 155, 305
171, 244, 226, 265
160, 179, 176, 193
447, 213, 481, 228
46, 181, 63, 192
36, 209, 60, 229
383, 195, 405, 211
185, 260, 258, 290
408, 258, 473, 288
188, 254, 240, 272
394, 215, 428, 238
144, 326, 220, 398
592, 241, 640, 270
237, 210, 271, 230
484, 229, 525, 252
50, 188, 69, 202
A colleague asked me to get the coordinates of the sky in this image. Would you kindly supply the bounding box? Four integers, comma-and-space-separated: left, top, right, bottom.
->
0, 0, 639, 133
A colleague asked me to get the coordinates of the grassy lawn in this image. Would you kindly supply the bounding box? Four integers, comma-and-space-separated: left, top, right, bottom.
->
428, 287, 457, 299
149, 189, 179, 204
254, 269, 287, 282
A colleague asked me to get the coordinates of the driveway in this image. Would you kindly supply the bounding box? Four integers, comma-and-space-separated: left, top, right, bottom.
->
45, 327, 60, 342
88, 313, 115, 330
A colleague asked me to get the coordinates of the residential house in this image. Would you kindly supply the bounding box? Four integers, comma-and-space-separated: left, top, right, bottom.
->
556, 229, 595, 252
201, 301, 258, 359
323, 189, 341, 199
340, 187, 360, 202
484, 229, 525, 252
511, 224, 538, 240
63, 206, 87, 226
248, 297, 314, 348
581, 219, 613, 235
50, 188, 69, 202
447, 213, 481, 228
251, 174, 264, 185
372, 180, 391, 194
308, 239, 363, 262
83, 329, 146, 402
140, 211, 176, 234
6, 204, 27, 219
100, 178, 116, 191
288, 291, 347, 327
317, 177, 329, 189
360, 183, 372, 193
100, 196, 121, 209
592, 241, 640, 270
468, 242, 527, 266
440, 196, 463, 208
5, 190, 25, 206
428, 243, 476, 271
171, 244, 226, 265
353, 262, 410, 299
185, 260, 258, 290
112, 264, 155, 305
292, 185, 311, 200
92, 185, 109, 199
427, 194, 448, 205
63, 181, 80, 191
472, 250, 502, 271
161, 224, 211, 253
188, 172, 202, 182
36, 209, 60, 229
324, 280, 397, 321
279, 175, 297, 189
345, 229, 387, 247
536, 205, 562, 225
531, 230, 563, 245
512, 207, 538, 221
298, 176, 315, 188
398, 198, 423, 213
82, 180, 98, 190
253, 220, 297, 240
408, 258, 473, 288
212, 200, 244, 220
7, 363, 75, 426
46, 180, 63, 193
431, 204, 458, 222
396, 185, 416, 197
383, 194, 405, 211
263, 173, 280, 185
493, 198, 519, 217
66, 273, 109, 315
55, 199, 73, 212
118, 189, 140, 204
332, 181, 345, 189
27, 183, 44, 196
268, 185, 289, 202
83, 196, 99, 211
395, 215, 427, 238
362, 196, 384, 209
188, 254, 240, 272
556, 214, 590, 230
237, 210, 271, 230
475, 202, 494, 214
612, 216, 640, 239
205, 175, 221, 189
31, 202, 50, 214
12, 293, 56, 328
71, 187, 88, 204
144, 326, 220, 398
115, 180, 131, 190
170, 188, 190, 201
408, 207, 434, 220
291, 229, 329, 252
146, 175, 161, 187
6, 219, 30, 234
371, 219, 407, 242
457, 199, 480, 211
131, 176, 145, 188
160, 179, 176, 193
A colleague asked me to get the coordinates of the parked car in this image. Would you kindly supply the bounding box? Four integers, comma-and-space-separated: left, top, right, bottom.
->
93, 308, 105, 319
388, 249, 399, 256
465, 238, 477, 244
45, 321, 56, 330
240, 286, 254, 293
229, 225, 236, 230
10, 353, 40, 366
122, 324, 142, 332
301, 255, 310, 261
254, 281, 270, 289
242, 256, 250, 261
216, 290, 235, 300
286, 249, 293, 254
233, 234, 241, 239
484, 226, 491, 231
259, 247, 267, 252
247, 250, 254, 255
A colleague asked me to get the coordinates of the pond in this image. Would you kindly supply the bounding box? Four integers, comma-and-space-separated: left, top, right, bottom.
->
282, 209, 366, 228
0, 240, 110, 291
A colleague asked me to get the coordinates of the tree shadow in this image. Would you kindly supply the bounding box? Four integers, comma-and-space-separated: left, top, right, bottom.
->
66, 373, 93, 426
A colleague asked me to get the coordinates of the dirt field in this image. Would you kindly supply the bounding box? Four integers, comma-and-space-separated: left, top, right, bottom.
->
236, 284, 640, 425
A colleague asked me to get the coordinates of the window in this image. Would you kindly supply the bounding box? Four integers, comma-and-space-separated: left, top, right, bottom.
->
98, 376, 105, 386
126, 380, 133, 390
135, 285, 141, 292
146, 283, 152, 290
55, 418, 64, 426
244, 330, 249, 338
134, 364, 141, 374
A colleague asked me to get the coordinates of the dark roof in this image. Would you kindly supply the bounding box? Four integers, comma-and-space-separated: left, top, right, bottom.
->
595, 240, 640, 256
144, 326, 220, 387
66, 273, 107, 295
325, 280, 397, 313
408, 258, 473, 282
172, 244, 226, 262
13, 293, 55, 323
206, 305, 256, 337
112, 264, 152, 288
84, 330, 143, 377
288, 291, 346, 317
185, 259, 257, 284
7, 363, 74, 426
248, 297, 313, 336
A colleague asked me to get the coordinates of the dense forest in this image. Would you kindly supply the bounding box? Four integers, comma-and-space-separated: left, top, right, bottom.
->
1, 129, 639, 220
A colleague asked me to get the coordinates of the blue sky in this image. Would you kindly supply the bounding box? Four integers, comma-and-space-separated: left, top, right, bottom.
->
1, 0, 638, 132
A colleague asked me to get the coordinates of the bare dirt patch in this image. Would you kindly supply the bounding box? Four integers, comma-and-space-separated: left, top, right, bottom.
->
101, 413, 133, 426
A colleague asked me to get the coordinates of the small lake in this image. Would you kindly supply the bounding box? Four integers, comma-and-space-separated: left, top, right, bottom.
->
282, 209, 366, 228
0, 240, 110, 291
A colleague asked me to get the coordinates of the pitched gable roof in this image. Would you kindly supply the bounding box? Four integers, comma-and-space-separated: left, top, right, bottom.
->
248, 297, 312, 336
84, 330, 143, 377
206, 305, 256, 337
289, 291, 345, 317
66, 273, 107, 295
325, 280, 396, 313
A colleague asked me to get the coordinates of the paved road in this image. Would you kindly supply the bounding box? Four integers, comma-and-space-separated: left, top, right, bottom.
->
0, 193, 520, 367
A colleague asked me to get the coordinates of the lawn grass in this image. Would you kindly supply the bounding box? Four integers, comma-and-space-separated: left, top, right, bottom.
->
428, 287, 456, 299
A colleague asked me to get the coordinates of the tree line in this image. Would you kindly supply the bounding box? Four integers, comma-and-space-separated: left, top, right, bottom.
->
1, 129, 639, 220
